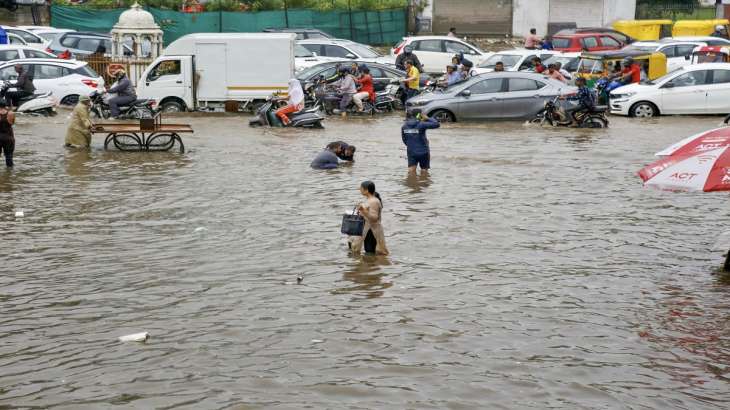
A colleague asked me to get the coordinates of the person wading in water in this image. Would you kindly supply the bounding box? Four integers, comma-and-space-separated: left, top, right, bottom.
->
348, 181, 389, 255
0, 100, 16, 168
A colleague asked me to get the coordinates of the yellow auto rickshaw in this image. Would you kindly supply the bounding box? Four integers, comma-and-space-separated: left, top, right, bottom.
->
672, 19, 729, 37
575, 50, 667, 88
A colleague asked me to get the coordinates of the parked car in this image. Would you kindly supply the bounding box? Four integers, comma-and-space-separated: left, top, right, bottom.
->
1, 26, 49, 50
26, 28, 74, 44
555, 27, 635, 44
48, 32, 133, 57
294, 44, 342, 72
406, 72, 575, 122
661, 36, 730, 47
542, 52, 582, 74
610, 63, 730, 117
474, 49, 558, 74
6, 33, 28, 46
296, 61, 406, 92
391, 36, 491, 74
298, 39, 394, 66
0, 45, 56, 62
262, 28, 334, 40
552, 32, 624, 52
625, 40, 706, 71
0, 58, 105, 105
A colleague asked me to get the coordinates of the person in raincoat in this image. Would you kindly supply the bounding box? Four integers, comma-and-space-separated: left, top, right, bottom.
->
65, 95, 93, 148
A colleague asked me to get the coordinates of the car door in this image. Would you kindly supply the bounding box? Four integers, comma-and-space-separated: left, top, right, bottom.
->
580, 36, 600, 51
445, 40, 481, 67
32, 64, 71, 97
660, 70, 711, 114
411, 39, 444, 74
704, 69, 730, 113
501, 77, 550, 119
599, 35, 623, 50
0, 49, 20, 63
455, 78, 505, 120
366, 66, 388, 92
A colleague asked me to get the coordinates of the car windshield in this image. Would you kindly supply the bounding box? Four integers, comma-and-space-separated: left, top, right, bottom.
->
347, 43, 380, 58
645, 67, 684, 85
479, 54, 521, 69
295, 44, 314, 58
542, 55, 578, 71
75, 64, 99, 78
552, 38, 572, 48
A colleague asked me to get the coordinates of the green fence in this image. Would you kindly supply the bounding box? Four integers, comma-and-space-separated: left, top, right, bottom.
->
50, 5, 406, 46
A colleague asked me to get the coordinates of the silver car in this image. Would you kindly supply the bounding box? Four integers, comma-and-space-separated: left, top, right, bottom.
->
406, 72, 576, 122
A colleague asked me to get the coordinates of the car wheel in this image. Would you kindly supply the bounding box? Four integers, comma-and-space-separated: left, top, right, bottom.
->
160, 100, 185, 113
430, 109, 455, 123
630, 102, 658, 118
61, 95, 79, 106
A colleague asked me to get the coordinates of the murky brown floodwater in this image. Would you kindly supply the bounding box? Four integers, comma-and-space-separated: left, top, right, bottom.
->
1, 112, 729, 409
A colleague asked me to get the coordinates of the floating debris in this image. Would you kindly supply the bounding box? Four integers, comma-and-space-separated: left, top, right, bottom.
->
118, 332, 149, 343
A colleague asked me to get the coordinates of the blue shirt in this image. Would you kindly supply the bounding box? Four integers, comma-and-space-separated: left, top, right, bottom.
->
574, 86, 595, 109
447, 71, 462, 85
401, 118, 440, 156
310, 149, 339, 169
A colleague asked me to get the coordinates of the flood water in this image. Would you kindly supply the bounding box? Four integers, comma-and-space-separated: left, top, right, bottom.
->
1, 112, 729, 409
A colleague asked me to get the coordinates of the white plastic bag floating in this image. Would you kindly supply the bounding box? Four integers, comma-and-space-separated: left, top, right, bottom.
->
118, 332, 149, 342
14, 210, 24, 218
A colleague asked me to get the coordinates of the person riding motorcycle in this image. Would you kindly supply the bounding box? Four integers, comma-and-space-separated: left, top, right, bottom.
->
6, 64, 35, 109
395, 46, 423, 72
712, 24, 728, 39
564, 77, 596, 125
605, 57, 640, 94
460, 59, 478, 79
107, 68, 137, 119
332, 67, 357, 116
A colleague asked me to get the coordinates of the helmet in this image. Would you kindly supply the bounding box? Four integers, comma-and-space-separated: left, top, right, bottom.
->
404, 46, 413, 54
717, 25, 725, 31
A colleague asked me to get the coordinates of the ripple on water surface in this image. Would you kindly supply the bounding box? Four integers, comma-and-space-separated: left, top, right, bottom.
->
1, 114, 729, 409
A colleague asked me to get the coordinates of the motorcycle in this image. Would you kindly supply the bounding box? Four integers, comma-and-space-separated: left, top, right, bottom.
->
0, 81, 56, 116
530, 95, 609, 128
249, 93, 324, 128
374, 82, 401, 111
88, 89, 156, 120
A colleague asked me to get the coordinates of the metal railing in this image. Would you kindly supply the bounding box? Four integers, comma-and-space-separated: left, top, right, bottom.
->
76, 55, 154, 87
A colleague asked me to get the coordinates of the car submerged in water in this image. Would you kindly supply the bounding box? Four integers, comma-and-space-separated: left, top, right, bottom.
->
406, 72, 576, 122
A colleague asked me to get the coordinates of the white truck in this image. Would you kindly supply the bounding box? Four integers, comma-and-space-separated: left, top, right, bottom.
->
137, 33, 296, 112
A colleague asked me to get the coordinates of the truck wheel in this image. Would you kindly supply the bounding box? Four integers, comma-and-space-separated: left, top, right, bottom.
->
160, 100, 185, 113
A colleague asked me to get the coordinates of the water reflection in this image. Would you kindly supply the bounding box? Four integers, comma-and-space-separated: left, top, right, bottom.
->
403, 172, 432, 193
332, 255, 392, 299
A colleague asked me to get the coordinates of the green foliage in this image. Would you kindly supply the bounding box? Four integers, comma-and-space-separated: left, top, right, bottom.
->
52, 0, 407, 11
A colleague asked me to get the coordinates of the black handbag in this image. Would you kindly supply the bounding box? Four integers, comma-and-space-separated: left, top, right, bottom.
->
341, 206, 365, 236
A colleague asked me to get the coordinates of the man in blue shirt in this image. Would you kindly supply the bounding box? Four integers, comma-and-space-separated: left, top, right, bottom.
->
401, 109, 440, 174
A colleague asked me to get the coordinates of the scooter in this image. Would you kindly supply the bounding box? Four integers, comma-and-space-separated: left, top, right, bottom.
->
249, 94, 324, 128
88, 89, 156, 120
530, 95, 609, 128
0, 81, 56, 116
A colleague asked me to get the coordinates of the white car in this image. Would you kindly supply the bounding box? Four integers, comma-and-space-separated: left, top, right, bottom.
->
27, 28, 75, 45
610, 63, 730, 117
474, 49, 558, 74
0, 58, 105, 105
542, 52, 581, 74
1, 26, 49, 50
392, 36, 491, 74
294, 43, 342, 72
626, 40, 708, 72
0, 45, 56, 62
661, 36, 730, 46
298, 39, 394, 66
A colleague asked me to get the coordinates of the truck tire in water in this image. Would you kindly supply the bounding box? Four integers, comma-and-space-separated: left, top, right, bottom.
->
160, 100, 185, 113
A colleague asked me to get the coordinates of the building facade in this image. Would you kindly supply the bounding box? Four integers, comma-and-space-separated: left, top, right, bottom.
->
419, 0, 636, 37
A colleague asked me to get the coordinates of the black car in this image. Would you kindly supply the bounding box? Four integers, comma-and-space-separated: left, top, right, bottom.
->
555, 27, 635, 44
296, 61, 405, 92
262, 28, 334, 40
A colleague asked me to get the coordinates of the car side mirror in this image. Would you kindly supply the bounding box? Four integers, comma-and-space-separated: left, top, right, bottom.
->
663, 82, 674, 89
345, 53, 356, 59
460, 89, 471, 97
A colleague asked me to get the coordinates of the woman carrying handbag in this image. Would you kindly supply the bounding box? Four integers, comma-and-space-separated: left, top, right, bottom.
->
343, 181, 389, 255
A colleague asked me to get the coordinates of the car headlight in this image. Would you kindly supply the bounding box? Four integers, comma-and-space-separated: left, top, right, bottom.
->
611, 92, 636, 99
409, 100, 431, 107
